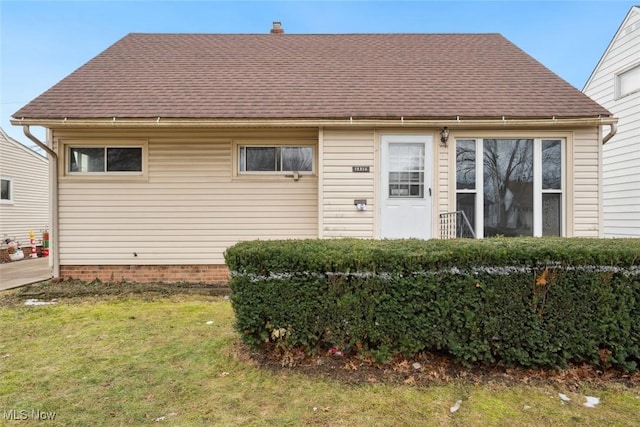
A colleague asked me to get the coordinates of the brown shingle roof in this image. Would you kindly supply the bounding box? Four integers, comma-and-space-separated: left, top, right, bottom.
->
13, 33, 611, 120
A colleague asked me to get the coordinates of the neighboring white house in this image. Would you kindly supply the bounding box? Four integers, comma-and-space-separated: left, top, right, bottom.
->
0, 127, 49, 248
583, 6, 640, 237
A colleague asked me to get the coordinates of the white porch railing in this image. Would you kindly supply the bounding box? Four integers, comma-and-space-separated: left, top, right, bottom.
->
439, 211, 476, 239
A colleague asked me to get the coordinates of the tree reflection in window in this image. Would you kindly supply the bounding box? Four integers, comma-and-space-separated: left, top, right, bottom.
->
106, 148, 142, 172
244, 147, 277, 171
456, 140, 477, 232
282, 147, 313, 172
456, 140, 476, 190
240, 146, 313, 172
542, 140, 561, 189
483, 139, 534, 237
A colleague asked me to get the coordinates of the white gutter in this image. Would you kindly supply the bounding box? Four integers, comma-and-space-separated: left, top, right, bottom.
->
12, 116, 618, 129
21, 126, 59, 279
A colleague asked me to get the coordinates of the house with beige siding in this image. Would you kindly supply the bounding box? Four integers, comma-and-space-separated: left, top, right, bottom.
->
0, 127, 49, 253
583, 6, 640, 237
12, 24, 616, 283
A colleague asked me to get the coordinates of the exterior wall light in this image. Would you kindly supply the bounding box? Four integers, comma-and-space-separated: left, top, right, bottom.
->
354, 199, 367, 211
440, 127, 450, 146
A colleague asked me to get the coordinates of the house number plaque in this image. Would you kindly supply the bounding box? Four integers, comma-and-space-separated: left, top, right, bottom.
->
352, 166, 370, 173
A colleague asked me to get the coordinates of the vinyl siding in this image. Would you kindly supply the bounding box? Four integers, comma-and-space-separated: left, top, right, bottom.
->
572, 128, 601, 237
51, 125, 604, 267
320, 129, 375, 238
438, 139, 451, 233
583, 6, 640, 237
0, 132, 49, 245
320, 129, 446, 239
53, 128, 318, 265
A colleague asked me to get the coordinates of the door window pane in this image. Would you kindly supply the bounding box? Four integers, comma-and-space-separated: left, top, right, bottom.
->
483, 139, 534, 237
388, 143, 424, 198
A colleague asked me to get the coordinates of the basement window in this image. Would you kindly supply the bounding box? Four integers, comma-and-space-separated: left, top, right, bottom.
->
68, 146, 143, 174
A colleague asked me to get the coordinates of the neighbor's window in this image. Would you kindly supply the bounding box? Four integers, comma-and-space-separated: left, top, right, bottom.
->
616, 64, 640, 98
239, 145, 313, 173
1, 178, 12, 203
455, 138, 564, 238
68, 146, 143, 173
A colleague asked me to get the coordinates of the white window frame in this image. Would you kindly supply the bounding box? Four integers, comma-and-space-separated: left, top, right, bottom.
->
455, 138, 565, 238
387, 142, 426, 199
454, 139, 478, 234
237, 144, 315, 176
62, 140, 147, 179
0, 177, 13, 204
538, 139, 565, 237
615, 63, 640, 99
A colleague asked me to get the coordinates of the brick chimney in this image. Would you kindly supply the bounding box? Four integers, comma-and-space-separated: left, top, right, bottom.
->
270, 21, 284, 35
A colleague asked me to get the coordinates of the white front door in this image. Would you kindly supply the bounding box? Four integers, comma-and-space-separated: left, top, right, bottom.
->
380, 134, 433, 239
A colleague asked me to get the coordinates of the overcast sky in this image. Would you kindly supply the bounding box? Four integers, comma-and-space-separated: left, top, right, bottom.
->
1, 0, 636, 150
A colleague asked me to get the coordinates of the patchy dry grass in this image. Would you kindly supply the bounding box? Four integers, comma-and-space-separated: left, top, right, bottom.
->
0, 284, 638, 426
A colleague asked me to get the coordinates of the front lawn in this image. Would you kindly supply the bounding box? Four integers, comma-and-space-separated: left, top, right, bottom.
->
0, 288, 638, 426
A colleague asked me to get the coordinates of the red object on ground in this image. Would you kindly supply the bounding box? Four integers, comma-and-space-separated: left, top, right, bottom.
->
42, 231, 49, 257
30, 237, 38, 258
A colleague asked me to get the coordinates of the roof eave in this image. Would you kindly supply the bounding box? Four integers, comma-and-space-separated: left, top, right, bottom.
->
10, 116, 617, 129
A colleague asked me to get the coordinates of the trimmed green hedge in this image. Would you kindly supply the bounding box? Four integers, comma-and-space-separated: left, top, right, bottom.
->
225, 238, 640, 371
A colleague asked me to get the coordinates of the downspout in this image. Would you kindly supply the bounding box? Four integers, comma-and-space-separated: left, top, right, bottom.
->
602, 122, 617, 145
22, 126, 59, 279
599, 121, 617, 238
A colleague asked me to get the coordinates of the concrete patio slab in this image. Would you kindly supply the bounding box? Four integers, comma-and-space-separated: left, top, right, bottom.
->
0, 257, 52, 290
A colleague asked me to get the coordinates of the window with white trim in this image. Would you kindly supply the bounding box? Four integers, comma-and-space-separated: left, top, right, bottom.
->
388, 143, 425, 198
68, 146, 143, 174
1, 178, 12, 203
239, 145, 313, 174
455, 138, 564, 238
616, 64, 640, 99
540, 140, 563, 236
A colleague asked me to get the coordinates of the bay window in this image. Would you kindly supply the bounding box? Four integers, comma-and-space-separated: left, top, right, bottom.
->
455, 138, 564, 238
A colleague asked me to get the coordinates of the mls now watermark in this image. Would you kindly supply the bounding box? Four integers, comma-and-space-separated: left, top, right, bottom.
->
3, 409, 57, 421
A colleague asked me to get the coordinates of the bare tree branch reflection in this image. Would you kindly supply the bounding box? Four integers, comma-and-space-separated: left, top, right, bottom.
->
483, 139, 533, 236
